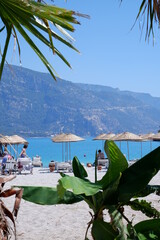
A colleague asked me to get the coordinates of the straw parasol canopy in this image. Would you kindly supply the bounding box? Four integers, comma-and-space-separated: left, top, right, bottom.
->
9, 135, 28, 145
0, 135, 28, 145
151, 132, 160, 141
140, 133, 155, 141
93, 133, 107, 141
51, 133, 66, 142
0, 135, 11, 144
0, 134, 28, 158
52, 133, 84, 161
100, 133, 116, 140
93, 133, 115, 150
52, 133, 84, 143
113, 132, 142, 142
110, 132, 142, 160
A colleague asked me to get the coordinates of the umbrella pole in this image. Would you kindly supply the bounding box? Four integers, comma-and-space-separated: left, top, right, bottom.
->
65, 142, 67, 161
127, 141, 129, 160
69, 142, 71, 161
62, 143, 64, 162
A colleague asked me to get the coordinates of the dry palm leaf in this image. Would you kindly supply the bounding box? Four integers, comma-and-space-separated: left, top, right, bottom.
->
0, 175, 23, 239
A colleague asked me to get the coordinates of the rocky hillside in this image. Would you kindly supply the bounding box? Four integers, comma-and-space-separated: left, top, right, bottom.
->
0, 65, 160, 137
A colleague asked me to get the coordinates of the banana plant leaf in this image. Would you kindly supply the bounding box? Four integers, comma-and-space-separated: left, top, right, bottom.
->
129, 199, 160, 218
91, 219, 118, 240
17, 186, 83, 205
102, 173, 122, 205
134, 185, 160, 198
134, 219, 160, 239
58, 175, 101, 196
118, 146, 160, 202
98, 141, 128, 189
72, 156, 88, 179
108, 206, 130, 240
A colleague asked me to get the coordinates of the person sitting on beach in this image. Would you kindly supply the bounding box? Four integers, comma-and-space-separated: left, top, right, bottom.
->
97, 149, 105, 159
1, 152, 12, 174
20, 144, 28, 158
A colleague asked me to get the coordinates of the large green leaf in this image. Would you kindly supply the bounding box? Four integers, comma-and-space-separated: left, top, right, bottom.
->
72, 156, 88, 179
98, 141, 128, 189
102, 174, 121, 205
134, 219, 160, 239
108, 206, 130, 240
91, 219, 118, 240
118, 146, 160, 202
135, 185, 160, 198
58, 175, 101, 196
18, 186, 82, 205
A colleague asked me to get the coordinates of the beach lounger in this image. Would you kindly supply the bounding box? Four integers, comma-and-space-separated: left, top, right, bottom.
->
55, 162, 72, 172
17, 157, 33, 174
0, 160, 17, 175
5, 161, 17, 174
98, 159, 109, 168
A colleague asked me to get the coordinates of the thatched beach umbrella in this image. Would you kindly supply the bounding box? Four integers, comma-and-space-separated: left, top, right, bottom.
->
93, 133, 115, 150
110, 133, 123, 149
9, 135, 28, 145
52, 133, 84, 161
52, 133, 66, 161
0, 134, 28, 157
100, 133, 116, 140
111, 132, 142, 160
151, 132, 160, 141
93, 133, 107, 150
0, 135, 12, 144
93, 133, 107, 140
0, 134, 28, 145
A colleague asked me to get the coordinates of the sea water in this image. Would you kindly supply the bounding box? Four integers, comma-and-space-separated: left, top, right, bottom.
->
21, 137, 160, 168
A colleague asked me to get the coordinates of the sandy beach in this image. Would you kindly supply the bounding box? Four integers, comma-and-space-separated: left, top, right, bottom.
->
2, 167, 160, 240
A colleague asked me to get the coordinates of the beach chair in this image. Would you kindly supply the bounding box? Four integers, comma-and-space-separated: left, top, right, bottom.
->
32, 155, 43, 167
5, 161, 17, 174
98, 158, 109, 168
55, 161, 72, 172
17, 157, 33, 174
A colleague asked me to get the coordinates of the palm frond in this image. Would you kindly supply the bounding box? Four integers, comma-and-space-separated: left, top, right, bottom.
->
0, 0, 87, 80
121, 0, 160, 41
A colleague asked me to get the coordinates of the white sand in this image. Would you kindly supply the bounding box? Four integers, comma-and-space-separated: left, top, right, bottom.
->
2, 167, 160, 240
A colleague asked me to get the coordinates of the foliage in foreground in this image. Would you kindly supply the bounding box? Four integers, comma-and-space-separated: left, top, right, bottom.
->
20, 141, 160, 239
0, 175, 23, 239
0, 0, 88, 80
121, 0, 160, 41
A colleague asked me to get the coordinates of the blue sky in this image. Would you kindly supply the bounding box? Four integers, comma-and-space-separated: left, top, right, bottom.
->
4, 0, 160, 97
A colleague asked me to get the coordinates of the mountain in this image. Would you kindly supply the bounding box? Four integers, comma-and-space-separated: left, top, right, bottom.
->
0, 65, 160, 137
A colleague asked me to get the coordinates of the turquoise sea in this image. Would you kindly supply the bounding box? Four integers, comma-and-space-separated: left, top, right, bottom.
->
18, 137, 160, 168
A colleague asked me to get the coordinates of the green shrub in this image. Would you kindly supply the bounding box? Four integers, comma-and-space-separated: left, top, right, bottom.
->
20, 140, 160, 239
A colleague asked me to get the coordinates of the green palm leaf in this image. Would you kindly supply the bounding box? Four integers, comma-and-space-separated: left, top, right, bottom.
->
0, 0, 88, 80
